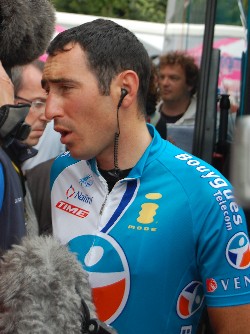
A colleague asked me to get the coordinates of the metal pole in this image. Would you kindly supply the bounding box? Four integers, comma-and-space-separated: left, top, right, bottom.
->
242, 4, 250, 116
192, 0, 217, 159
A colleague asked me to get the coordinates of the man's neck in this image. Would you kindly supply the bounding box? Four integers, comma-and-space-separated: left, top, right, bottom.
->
161, 97, 191, 117
96, 121, 152, 172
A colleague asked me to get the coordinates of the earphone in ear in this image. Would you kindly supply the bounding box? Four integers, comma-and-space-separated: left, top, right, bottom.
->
121, 88, 128, 99
117, 88, 128, 109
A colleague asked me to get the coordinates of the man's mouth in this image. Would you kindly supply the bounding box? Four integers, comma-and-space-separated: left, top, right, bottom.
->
55, 127, 73, 144
60, 130, 69, 138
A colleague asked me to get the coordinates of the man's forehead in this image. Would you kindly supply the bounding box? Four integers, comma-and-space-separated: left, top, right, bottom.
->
45, 43, 83, 65
160, 63, 184, 74
43, 48, 80, 78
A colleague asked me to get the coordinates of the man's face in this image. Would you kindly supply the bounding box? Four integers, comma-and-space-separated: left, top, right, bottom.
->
42, 43, 118, 161
15, 64, 49, 146
158, 64, 192, 103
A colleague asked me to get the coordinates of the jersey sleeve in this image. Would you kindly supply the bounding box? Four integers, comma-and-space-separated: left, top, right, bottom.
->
174, 151, 250, 307
195, 180, 250, 307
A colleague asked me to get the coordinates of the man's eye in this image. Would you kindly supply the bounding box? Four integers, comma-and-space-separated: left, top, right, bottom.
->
43, 87, 50, 95
35, 102, 44, 108
60, 85, 73, 92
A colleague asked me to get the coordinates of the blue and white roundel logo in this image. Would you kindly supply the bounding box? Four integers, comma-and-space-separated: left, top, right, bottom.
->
68, 233, 130, 324
177, 281, 204, 319
226, 232, 250, 269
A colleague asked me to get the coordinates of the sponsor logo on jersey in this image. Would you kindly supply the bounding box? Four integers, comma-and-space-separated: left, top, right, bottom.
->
213, 189, 243, 231
60, 151, 70, 157
175, 154, 244, 231
65, 185, 93, 204
177, 281, 204, 319
56, 200, 89, 218
226, 232, 250, 269
68, 234, 130, 324
180, 325, 193, 334
128, 193, 162, 232
66, 185, 75, 199
137, 193, 162, 224
206, 278, 218, 292
206, 274, 250, 293
79, 174, 94, 187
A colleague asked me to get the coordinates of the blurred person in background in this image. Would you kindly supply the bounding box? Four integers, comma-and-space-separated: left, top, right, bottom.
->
0, 60, 27, 253
12, 58, 65, 171
0, 59, 56, 251
152, 50, 199, 140
10, 59, 59, 235
145, 58, 160, 122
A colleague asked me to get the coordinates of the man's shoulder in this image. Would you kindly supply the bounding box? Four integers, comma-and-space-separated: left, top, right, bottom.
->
50, 152, 83, 187
53, 151, 79, 165
157, 147, 233, 194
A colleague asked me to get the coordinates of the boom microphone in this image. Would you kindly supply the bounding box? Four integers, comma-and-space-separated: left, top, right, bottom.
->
0, 0, 56, 69
0, 236, 117, 334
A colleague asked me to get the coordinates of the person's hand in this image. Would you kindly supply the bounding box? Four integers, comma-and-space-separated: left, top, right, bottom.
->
0, 61, 14, 107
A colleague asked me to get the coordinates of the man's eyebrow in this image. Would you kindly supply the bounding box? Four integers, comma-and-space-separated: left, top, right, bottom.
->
31, 96, 47, 102
41, 78, 77, 89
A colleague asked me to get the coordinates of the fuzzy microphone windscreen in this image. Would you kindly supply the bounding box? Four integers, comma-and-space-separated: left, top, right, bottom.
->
0, 0, 56, 69
0, 236, 96, 333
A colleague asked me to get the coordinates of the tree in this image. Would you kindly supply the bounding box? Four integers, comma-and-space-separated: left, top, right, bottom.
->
216, 0, 248, 25
52, 0, 248, 25
52, 0, 167, 23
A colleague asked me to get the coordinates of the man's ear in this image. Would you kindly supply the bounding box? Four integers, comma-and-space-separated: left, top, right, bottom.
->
115, 70, 139, 108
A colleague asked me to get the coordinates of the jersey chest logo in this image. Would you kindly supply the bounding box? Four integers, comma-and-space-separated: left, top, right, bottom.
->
68, 233, 130, 324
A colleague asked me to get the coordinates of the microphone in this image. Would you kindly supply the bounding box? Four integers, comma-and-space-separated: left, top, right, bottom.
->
0, 236, 117, 333
0, 0, 56, 70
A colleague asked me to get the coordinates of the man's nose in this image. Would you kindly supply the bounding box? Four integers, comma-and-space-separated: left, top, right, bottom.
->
162, 77, 170, 85
39, 111, 50, 123
44, 95, 63, 121
29, 101, 50, 122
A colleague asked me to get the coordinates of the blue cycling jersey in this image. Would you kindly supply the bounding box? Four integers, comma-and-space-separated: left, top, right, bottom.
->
51, 124, 250, 334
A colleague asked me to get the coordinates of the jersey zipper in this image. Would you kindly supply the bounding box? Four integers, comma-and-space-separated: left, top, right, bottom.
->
99, 193, 108, 215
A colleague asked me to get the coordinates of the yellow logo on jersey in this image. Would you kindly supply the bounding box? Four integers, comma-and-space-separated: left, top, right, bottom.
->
128, 193, 162, 232
137, 193, 162, 224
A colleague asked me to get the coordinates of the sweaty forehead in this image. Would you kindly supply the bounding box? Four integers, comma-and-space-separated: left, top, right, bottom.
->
42, 45, 87, 83
43, 55, 65, 78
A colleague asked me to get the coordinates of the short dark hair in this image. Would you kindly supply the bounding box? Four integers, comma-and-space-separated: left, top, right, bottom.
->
11, 59, 44, 94
47, 19, 151, 112
159, 51, 199, 96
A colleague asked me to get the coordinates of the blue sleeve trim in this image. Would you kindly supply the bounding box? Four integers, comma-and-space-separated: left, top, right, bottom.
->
50, 152, 80, 190
206, 290, 250, 307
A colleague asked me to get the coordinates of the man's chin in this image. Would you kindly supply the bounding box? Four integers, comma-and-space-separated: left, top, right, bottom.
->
22, 138, 40, 147
67, 147, 93, 161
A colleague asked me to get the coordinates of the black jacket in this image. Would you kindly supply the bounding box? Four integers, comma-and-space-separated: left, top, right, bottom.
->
0, 147, 26, 253
0, 140, 37, 253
